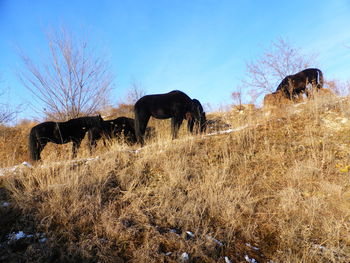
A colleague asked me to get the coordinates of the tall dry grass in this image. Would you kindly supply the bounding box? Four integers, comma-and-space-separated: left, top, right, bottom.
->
1, 92, 350, 262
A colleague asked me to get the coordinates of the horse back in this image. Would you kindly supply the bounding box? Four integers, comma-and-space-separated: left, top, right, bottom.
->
30, 122, 56, 139
135, 91, 192, 119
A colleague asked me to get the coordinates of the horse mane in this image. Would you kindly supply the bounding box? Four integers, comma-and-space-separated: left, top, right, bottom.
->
67, 115, 103, 126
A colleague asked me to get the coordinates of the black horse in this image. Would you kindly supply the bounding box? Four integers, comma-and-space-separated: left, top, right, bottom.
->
134, 90, 205, 145
28, 115, 104, 161
276, 68, 324, 100
87, 116, 138, 152
187, 99, 207, 134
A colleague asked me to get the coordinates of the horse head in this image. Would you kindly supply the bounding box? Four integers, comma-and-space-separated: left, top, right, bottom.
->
112, 119, 125, 135
191, 99, 207, 133
86, 114, 104, 129
95, 114, 104, 127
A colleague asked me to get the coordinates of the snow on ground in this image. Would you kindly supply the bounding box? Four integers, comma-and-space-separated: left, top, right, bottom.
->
6, 231, 47, 244
1, 201, 10, 207
206, 235, 223, 246
180, 252, 189, 262
245, 243, 259, 251
206, 124, 249, 136
0, 161, 33, 177
244, 254, 258, 263
0, 156, 101, 177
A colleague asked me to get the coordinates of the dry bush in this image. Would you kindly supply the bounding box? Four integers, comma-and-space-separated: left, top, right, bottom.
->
0, 125, 31, 167
1, 95, 350, 262
18, 27, 113, 120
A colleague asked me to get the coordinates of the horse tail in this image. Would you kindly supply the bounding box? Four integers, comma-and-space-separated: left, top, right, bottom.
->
28, 128, 39, 161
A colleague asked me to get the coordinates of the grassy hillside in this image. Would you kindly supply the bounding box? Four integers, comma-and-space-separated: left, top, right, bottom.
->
1, 92, 350, 262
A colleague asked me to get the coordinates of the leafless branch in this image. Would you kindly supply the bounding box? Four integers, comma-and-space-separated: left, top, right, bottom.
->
241, 37, 317, 101
18, 27, 113, 121
125, 79, 146, 105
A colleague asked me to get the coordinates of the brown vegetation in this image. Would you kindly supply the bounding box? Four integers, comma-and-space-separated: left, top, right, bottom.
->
263, 90, 294, 108
1, 93, 350, 262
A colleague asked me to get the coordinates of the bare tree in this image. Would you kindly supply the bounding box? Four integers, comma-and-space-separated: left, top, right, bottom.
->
18, 28, 113, 120
243, 38, 317, 100
0, 93, 17, 124
125, 79, 146, 105
231, 85, 243, 108
0, 76, 18, 125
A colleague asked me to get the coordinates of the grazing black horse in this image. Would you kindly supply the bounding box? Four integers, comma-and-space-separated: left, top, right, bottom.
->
187, 99, 207, 134
28, 115, 104, 161
87, 116, 137, 151
134, 90, 205, 145
276, 68, 324, 100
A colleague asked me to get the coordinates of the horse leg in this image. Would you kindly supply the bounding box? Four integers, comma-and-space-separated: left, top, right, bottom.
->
134, 111, 150, 146
171, 117, 183, 139
305, 88, 312, 99
312, 79, 320, 95
72, 140, 81, 159
89, 138, 97, 154
29, 132, 43, 161
187, 118, 194, 134
35, 140, 46, 161
185, 111, 195, 134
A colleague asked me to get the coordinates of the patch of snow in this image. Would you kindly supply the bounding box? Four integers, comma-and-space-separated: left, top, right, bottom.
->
165, 252, 172, 256
180, 252, 189, 262
186, 231, 195, 238
244, 255, 258, 263
245, 243, 259, 250
293, 101, 307, 107
99, 238, 108, 243
39, 237, 48, 243
6, 231, 47, 244
206, 235, 223, 246
7, 231, 27, 241
0, 161, 33, 176
169, 228, 181, 235
224, 256, 232, 263
206, 125, 249, 136
312, 243, 327, 252
321, 118, 343, 131
1, 202, 10, 207
85, 156, 100, 162
22, 161, 33, 168
335, 117, 349, 124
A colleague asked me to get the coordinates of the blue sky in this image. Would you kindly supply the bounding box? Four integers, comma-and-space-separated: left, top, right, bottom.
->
1, 0, 350, 121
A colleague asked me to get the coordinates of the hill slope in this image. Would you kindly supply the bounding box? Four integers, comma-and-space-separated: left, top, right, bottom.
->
1, 94, 350, 262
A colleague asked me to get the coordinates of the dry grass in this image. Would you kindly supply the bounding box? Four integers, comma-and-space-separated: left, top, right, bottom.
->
1, 92, 350, 262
